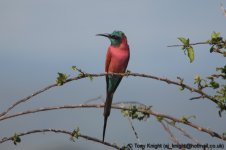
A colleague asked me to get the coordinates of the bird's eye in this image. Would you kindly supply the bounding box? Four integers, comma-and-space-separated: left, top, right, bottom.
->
111, 35, 120, 40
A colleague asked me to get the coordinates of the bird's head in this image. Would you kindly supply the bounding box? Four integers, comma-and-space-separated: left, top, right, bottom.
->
97, 31, 126, 46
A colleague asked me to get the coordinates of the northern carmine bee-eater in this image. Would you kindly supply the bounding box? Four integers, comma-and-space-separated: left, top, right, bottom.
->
97, 31, 130, 142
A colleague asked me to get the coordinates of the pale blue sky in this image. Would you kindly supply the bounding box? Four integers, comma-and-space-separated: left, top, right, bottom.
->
0, 1, 226, 150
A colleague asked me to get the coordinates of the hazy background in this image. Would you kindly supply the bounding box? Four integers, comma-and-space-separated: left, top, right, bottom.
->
0, 1, 226, 150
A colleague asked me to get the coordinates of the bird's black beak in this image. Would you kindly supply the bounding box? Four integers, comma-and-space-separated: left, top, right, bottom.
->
96, 33, 111, 38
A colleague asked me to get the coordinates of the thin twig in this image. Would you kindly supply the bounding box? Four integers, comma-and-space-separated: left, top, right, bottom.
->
0, 103, 225, 141
164, 119, 201, 144
0, 128, 121, 149
160, 121, 180, 145
190, 96, 205, 100
167, 42, 208, 47
83, 96, 102, 104
168, 42, 224, 55
127, 117, 140, 144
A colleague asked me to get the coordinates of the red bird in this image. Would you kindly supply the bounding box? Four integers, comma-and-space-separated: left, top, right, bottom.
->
97, 31, 130, 141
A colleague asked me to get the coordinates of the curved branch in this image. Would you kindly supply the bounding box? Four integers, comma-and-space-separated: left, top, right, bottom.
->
1, 103, 225, 141
0, 128, 121, 149
0, 103, 104, 121
0, 84, 57, 118
0, 72, 223, 118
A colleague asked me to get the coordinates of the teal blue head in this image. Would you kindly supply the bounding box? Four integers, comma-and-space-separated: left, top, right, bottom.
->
97, 31, 125, 46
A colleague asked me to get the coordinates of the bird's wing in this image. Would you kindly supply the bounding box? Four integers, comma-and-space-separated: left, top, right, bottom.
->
105, 47, 111, 72
105, 47, 112, 92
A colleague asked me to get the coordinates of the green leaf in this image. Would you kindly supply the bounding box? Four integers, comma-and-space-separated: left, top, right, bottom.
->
156, 116, 163, 122
88, 75, 93, 81
178, 37, 188, 45
181, 115, 196, 123
210, 45, 214, 53
194, 75, 201, 84
217, 66, 226, 79
179, 86, 185, 91
56, 72, 68, 86
223, 132, 226, 137
70, 128, 80, 142
122, 144, 135, 150
186, 38, 190, 46
181, 117, 188, 123
78, 73, 84, 77
211, 32, 220, 39
206, 39, 211, 44
210, 81, 220, 89
121, 105, 150, 121
187, 46, 194, 63
72, 66, 77, 71
12, 133, 21, 145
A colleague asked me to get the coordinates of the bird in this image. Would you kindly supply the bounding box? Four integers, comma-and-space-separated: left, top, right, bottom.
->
97, 31, 130, 142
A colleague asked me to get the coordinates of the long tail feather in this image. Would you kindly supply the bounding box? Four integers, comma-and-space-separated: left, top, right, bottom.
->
103, 115, 108, 142
102, 92, 113, 142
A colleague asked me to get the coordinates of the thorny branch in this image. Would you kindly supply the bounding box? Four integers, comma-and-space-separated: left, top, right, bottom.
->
0, 128, 121, 150
0, 71, 224, 119
0, 68, 225, 147
0, 103, 225, 141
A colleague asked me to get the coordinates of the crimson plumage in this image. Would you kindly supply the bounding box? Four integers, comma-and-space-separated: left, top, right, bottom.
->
97, 31, 130, 141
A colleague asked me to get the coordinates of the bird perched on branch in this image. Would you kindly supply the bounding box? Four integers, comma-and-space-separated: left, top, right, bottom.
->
97, 31, 130, 142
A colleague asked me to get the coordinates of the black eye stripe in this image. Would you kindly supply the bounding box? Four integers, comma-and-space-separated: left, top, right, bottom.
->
111, 35, 120, 40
